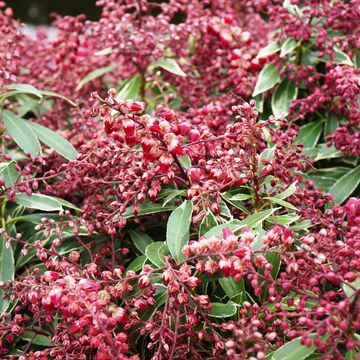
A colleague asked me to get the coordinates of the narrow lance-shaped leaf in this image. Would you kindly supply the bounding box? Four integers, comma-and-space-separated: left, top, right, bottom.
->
166, 200, 193, 263
151, 58, 187, 77
256, 42, 280, 59
328, 166, 360, 205
0, 235, 15, 314
0, 161, 19, 187
252, 64, 280, 97
271, 77, 298, 118
116, 75, 141, 101
27, 121, 78, 160
76, 64, 117, 91
296, 122, 323, 148
2, 110, 41, 157
271, 334, 317, 360
209, 301, 238, 318
15, 193, 63, 212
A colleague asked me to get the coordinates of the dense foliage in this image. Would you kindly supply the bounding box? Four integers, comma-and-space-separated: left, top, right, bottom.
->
0, 1, 359, 359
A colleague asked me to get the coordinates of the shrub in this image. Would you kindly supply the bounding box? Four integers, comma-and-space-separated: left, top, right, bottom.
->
0, 1, 359, 359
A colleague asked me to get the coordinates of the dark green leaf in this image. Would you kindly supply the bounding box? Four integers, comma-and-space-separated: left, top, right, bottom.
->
324, 113, 339, 137
296, 122, 323, 148
166, 200, 193, 263
129, 230, 154, 254
271, 78, 298, 118
15, 193, 62, 212
125, 255, 146, 273
21, 330, 53, 347
27, 121, 78, 160
199, 211, 218, 236
328, 166, 360, 204
253, 64, 280, 97
219, 277, 244, 300
3, 111, 41, 157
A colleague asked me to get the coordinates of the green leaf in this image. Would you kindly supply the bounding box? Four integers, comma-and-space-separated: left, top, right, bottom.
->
238, 207, 280, 229
166, 200, 193, 263
76, 64, 117, 91
209, 301, 237, 318
145, 242, 169, 268
125, 255, 146, 273
271, 78, 298, 118
0, 235, 14, 314
27, 121, 78, 160
116, 75, 141, 101
39, 90, 77, 107
267, 214, 299, 225
283, 0, 302, 16
324, 113, 339, 137
4, 83, 43, 99
151, 58, 187, 77
219, 277, 244, 300
328, 166, 360, 204
229, 193, 252, 201
199, 211, 218, 236
280, 38, 297, 57
0, 161, 19, 187
345, 349, 358, 360
343, 277, 360, 299
290, 220, 313, 231
178, 155, 191, 170
122, 201, 175, 219
21, 330, 53, 347
334, 48, 353, 66
15, 193, 63, 212
253, 64, 280, 97
129, 230, 154, 254
274, 182, 297, 200
256, 42, 280, 59
296, 122, 323, 148
2, 111, 41, 157
266, 197, 298, 210
271, 335, 317, 360
312, 144, 342, 161
94, 47, 114, 56
204, 208, 280, 238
